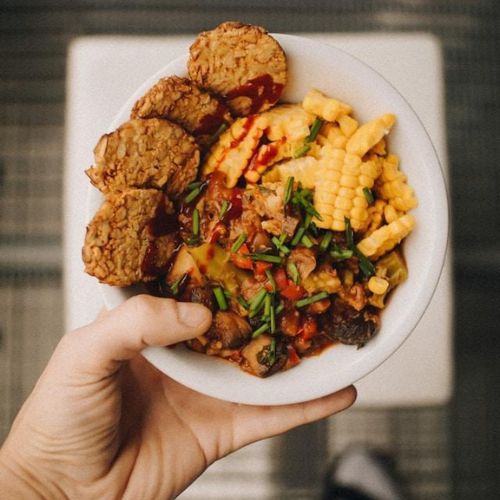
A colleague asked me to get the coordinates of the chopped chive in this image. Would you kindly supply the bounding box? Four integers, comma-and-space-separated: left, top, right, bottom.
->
304, 213, 312, 229
275, 302, 285, 315
330, 245, 353, 260
288, 261, 300, 284
237, 295, 249, 309
270, 304, 276, 333
184, 182, 207, 204
264, 293, 272, 317
272, 236, 291, 255
223, 288, 231, 299
344, 217, 354, 249
231, 233, 247, 253
363, 187, 375, 204
213, 286, 228, 311
249, 288, 267, 312
309, 221, 319, 237
208, 122, 229, 146
354, 247, 376, 277
306, 117, 324, 143
265, 269, 277, 292
296, 291, 329, 308
284, 176, 294, 205
301, 233, 314, 248
251, 323, 269, 338
268, 338, 277, 364
219, 199, 230, 219
320, 231, 333, 252
186, 180, 203, 191
279, 233, 287, 245
169, 273, 188, 296
249, 253, 282, 264
291, 227, 306, 246
304, 203, 322, 220
293, 144, 311, 159
192, 208, 200, 237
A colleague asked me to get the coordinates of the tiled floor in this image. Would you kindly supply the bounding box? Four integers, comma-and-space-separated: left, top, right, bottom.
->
1, 1, 500, 498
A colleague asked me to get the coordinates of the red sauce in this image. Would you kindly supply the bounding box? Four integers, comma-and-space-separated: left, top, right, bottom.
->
147, 197, 179, 237
227, 188, 243, 220
229, 115, 256, 149
193, 103, 229, 136
226, 74, 284, 115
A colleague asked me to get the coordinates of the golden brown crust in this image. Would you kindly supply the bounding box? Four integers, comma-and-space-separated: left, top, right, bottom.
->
82, 189, 177, 286
130, 75, 233, 147
188, 21, 287, 116
86, 118, 200, 198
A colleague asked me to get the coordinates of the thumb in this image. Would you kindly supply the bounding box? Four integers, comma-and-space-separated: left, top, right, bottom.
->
60, 294, 212, 377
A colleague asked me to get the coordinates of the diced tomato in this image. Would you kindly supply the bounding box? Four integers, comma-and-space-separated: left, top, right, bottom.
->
280, 283, 306, 301
301, 317, 318, 340
254, 261, 272, 276
273, 267, 289, 290
286, 345, 301, 367
230, 243, 253, 270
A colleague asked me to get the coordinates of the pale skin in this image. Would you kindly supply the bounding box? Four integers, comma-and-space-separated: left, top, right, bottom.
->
0, 295, 356, 499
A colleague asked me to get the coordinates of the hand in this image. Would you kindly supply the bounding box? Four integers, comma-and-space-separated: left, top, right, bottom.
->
0, 295, 356, 499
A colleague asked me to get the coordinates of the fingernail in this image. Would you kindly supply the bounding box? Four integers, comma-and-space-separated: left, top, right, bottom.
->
177, 302, 211, 328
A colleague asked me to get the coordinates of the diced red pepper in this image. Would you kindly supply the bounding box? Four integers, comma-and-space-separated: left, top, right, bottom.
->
280, 283, 306, 301
273, 267, 289, 290
254, 261, 272, 277
230, 243, 253, 270
301, 317, 318, 340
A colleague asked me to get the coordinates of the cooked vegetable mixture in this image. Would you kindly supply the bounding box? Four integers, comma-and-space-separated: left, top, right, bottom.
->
83, 22, 417, 377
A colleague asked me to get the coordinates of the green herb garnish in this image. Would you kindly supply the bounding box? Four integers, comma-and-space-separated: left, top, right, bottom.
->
192, 208, 200, 237
301, 233, 314, 249
213, 286, 228, 311
306, 117, 324, 143
219, 199, 230, 219
291, 227, 306, 246
295, 291, 329, 308
288, 261, 300, 284
293, 144, 311, 159
354, 247, 376, 277
363, 187, 375, 204
344, 217, 354, 249
265, 269, 277, 292
251, 323, 269, 338
319, 231, 333, 252
249, 253, 282, 264
272, 236, 290, 255
330, 246, 353, 260
284, 176, 294, 205
249, 288, 267, 312
231, 233, 247, 253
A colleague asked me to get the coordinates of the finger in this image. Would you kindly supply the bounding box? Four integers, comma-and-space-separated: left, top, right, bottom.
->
233, 385, 357, 449
59, 294, 212, 376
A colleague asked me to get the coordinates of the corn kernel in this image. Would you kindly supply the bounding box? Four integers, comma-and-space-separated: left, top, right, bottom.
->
368, 276, 389, 295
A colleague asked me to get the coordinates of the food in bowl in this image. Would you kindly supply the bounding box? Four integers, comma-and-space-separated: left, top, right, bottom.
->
83, 22, 417, 378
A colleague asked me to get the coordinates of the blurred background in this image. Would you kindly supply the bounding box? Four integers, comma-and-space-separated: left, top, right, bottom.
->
1, 1, 499, 499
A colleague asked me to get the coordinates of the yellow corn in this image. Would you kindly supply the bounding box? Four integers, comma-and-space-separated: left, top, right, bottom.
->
368, 276, 389, 295
357, 214, 416, 259
371, 137, 386, 156
203, 115, 267, 187
364, 199, 387, 236
346, 113, 396, 157
271, 156, 319, 189
302, 89, 352, 122
316, 122, 347, 149
383, 203, 400, 223
376, 154, 418, 212
313, 145, 382, 231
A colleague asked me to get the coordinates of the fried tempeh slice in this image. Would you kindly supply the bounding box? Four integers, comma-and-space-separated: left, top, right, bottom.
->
83, 189, 179, 286
188, 21, 287, 116
131, 76, 232, 148
86, 118, 200, 198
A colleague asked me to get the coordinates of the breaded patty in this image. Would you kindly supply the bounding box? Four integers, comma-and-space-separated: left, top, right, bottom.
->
188, 21, 287, 116
86, 118, 199, 198
83, 189, 179, 286
131, 76, 232, 147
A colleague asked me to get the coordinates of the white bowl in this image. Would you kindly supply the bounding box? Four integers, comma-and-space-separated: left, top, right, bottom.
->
87, 34, 448, 406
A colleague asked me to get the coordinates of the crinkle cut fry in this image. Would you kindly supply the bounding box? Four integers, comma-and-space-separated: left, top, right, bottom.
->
357, 213, 416, 260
